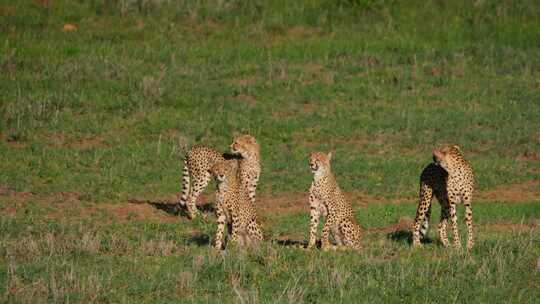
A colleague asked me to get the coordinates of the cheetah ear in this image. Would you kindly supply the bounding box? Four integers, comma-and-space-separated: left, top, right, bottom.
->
452, 145, 461, 151
327, 151, 333, 161
433, 149, 444, 159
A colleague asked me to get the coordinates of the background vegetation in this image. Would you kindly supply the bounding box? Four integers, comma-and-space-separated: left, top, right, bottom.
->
1, 0, 539, 302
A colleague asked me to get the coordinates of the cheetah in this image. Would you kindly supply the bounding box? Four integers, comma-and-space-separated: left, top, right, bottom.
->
230, 134, 261, 205
178, 146, 230, 219
307, 152, 363, 251
412, 145, 475, 249
178, 135, 260, 219
209, 160, 263, 250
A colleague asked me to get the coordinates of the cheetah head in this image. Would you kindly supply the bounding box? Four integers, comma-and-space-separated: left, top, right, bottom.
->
309, 152, 332, 173
433, 145, 461, 172
209, 160, 237, 183
230, 134, 259, 158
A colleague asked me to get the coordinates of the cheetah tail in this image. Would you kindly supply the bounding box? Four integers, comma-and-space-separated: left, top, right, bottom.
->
179, 159, 190, 206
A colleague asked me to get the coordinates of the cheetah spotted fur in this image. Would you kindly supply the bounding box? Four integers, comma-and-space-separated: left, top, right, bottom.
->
308, 152, 362, 251
412, 145, 475, 249
230, 134, 261, 205
209, 160, 263, 250
178, 135, 260, 219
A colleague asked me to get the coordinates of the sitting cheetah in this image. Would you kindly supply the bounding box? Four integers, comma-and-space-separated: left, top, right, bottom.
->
230, 135, 261, 205
412, 145, 475, 249
307, 152, 362, 251
209, 160, 263, 250
178, 135, 260, 219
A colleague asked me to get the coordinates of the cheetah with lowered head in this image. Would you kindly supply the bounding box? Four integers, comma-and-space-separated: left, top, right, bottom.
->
412, 145, 475, 249
308, 152, 362, 251
209, 160, 263, 250
178, 135, 260, 219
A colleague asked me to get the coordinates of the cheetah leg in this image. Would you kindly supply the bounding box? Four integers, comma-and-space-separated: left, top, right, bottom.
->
247, 175, 259, 205
340, 221, 362, 251
307, 194, 321, 249
449, 202, 462, 248
464, 199, 474, 250
214, 206, 226, 250
247, 220, 263, 248
331, 226, 344, 247
229, 215, 242, 248
178, 159, 190, 208
185, 172, 211, 219
412, 183, 433, 246
420, 203, 432, 241
438, 203, 450, 247
321, 220, 333, 251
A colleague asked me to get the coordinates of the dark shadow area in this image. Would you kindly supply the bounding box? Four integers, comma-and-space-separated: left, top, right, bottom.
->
186, 234, 211, 246
271, 238, 311, 248
128, 199, 215, 218
223, 152, 243, 160
386, 230, 434, 245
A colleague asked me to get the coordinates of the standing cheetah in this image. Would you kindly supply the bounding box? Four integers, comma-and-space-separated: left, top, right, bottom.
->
412, 145, 475, 249
307, 152, 362, 251
209, 160, 263, 250
178, 135, 260, 219
178, 146, 229, 219
230, 134, 261, 205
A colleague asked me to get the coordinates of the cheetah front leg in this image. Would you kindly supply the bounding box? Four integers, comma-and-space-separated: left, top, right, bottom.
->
321, 220, 335, 251
229, 214, 243, 248
247, 174, 259, 205
214, 206, 227, 250
412, 183, 433, 246
307, 193, 321, 249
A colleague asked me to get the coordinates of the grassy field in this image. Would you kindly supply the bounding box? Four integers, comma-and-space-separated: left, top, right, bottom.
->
1, 0, 539, 303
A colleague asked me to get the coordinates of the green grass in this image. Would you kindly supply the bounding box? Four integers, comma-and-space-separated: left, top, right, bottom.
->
1, 0, 539, 302
1, 204, 539, 303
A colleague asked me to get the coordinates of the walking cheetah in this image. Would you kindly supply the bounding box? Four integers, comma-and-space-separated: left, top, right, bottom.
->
412, 145, 475, 249
209, 160, 263, 250
178, 146, 229, 219
230, 134, 261, 205
307, 152, 362, 251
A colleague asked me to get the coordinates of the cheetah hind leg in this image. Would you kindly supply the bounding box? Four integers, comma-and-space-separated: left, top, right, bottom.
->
419, 203, 432, 241
185, 171, 212, 220
438, 203, 450, 247
340, 221, 362, 251
246, 221, 263, 248
464, 199, 474, 250
412, 183, 433, 246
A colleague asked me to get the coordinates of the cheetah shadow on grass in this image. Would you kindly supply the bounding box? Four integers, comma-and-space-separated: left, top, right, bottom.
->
186, 234, 211, 246
386, 230, 434, 245
129, 199, 215, 218
271, 238, 315, 249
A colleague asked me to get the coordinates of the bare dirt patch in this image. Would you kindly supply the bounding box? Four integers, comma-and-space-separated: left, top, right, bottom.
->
476, 181, 540, 203
257, 192, 309, 216
516, 151, 540, 162
0, 188, 180, 224
1, 180, 537, 224
480, 222, 540, 232
74, 136, 104, 150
